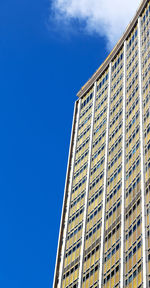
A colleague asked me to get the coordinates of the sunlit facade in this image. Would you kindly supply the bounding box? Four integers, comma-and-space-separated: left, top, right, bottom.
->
53, 0, 150, 287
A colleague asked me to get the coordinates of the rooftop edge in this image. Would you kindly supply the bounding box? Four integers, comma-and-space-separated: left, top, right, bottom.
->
77, 0, 148, 98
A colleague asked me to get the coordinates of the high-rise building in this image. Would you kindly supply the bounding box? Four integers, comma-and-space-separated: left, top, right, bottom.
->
53, 0, 150, 287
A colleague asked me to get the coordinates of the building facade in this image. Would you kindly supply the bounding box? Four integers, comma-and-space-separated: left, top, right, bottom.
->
53, 0, 150, 287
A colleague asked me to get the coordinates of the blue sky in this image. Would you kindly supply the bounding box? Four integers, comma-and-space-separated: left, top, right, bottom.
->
0, 0, 140, 287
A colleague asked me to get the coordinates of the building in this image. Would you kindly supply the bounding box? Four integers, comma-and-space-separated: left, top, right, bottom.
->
53, 0, 150, 287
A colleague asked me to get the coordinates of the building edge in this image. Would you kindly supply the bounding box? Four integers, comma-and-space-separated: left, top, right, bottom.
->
53, 99, 80, 288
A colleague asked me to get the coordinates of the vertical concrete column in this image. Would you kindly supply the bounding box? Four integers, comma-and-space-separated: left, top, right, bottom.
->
138, 16, 147, 288
78, 82, 97, 288
120, 41, 127, 288
99, 63, 112, 288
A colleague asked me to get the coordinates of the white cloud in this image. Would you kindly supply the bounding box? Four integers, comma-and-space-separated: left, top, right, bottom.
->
51, 0, 141, 48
